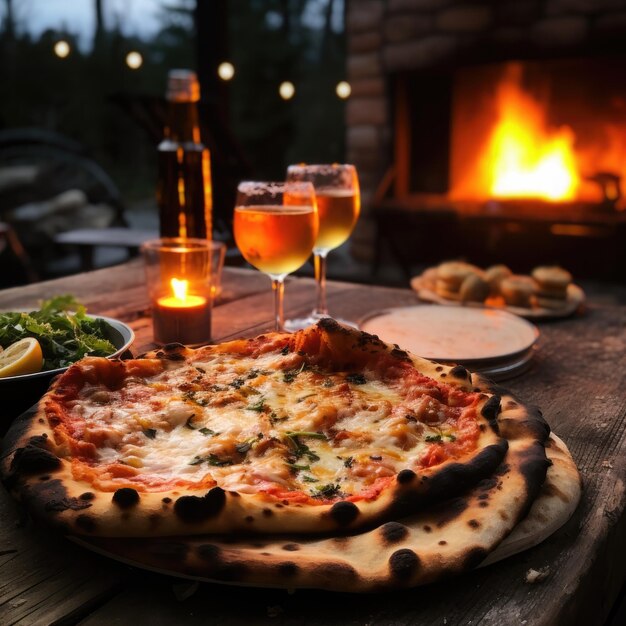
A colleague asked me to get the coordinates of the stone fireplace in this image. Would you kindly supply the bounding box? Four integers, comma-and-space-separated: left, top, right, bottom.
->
345, 0, 626, 278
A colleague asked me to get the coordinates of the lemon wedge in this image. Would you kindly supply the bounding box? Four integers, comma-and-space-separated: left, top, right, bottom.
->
0, 338, 44, 378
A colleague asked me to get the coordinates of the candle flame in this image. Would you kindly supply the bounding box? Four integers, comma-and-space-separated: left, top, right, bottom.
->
171, 278, 189, 301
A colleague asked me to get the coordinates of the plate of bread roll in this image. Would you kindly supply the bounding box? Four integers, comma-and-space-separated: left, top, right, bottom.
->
411, 261, 585, 319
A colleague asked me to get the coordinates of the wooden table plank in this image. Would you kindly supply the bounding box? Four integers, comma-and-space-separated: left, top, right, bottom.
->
0, 262, 624, 625
0, 261, 270, 315
0, 489, 125, 626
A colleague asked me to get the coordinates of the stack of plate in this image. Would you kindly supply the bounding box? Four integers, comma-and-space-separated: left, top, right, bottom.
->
360, 305, 539, 381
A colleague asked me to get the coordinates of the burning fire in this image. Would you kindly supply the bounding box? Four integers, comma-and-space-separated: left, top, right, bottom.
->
486, 66, 579, 201
450, 63, 596, 203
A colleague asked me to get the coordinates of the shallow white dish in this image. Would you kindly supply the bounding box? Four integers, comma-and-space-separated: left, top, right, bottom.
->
360, 305, 539, 366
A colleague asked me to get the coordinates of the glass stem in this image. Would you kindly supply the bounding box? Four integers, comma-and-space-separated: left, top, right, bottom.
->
313, 251, 329, 318
272, 277, 285, 331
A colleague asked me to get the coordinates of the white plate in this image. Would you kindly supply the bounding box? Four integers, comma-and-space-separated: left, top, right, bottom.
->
360, 305, 539, 363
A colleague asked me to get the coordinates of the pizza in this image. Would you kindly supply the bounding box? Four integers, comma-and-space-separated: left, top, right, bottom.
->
74, 434, 581, 591
1, 319, 578, 590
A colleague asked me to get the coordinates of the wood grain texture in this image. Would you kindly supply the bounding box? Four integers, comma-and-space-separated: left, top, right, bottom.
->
0, 261, 624, 625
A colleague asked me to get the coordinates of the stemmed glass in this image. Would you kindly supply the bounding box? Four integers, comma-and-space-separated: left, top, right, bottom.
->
233, 181, 318, 331
285, 164, 360, 329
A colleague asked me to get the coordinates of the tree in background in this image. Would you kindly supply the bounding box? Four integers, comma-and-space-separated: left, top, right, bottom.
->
229, 0, 346, 180
0, 0, 346, 202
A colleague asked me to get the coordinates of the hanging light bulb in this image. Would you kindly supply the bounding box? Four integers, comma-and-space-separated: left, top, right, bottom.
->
126, 51, 143, 69
54, 40, 70, 58
279, 81, 295, 100
336, 81, 351, 99
218, 62, 235, 81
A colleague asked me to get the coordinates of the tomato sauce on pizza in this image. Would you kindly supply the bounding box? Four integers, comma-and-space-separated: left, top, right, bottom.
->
45, 325, 484, 505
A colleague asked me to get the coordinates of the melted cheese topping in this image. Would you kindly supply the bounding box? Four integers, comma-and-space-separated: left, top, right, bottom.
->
60, 348, 481, 502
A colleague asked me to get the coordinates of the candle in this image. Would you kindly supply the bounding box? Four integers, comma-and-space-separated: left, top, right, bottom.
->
142, 239, 224, 347
153, 278, 212, 345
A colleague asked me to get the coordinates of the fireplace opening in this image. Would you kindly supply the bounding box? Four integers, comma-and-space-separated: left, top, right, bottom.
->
450, 58, 626, 209
376, 57, 626, 279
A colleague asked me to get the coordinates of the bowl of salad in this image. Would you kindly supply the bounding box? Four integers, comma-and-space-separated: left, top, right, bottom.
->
0, 295, 134, 424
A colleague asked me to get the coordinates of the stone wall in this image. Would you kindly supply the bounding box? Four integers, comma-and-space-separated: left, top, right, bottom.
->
345, 0, 626, 258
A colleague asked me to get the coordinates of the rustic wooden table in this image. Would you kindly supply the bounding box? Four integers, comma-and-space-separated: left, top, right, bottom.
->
1, 260, 625, 626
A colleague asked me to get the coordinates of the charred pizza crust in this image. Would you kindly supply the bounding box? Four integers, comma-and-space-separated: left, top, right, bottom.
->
71, 423, 577, 592
1, 320, 548, 541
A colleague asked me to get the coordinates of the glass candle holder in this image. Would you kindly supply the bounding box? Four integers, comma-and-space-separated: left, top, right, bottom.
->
141, 238, 225, 346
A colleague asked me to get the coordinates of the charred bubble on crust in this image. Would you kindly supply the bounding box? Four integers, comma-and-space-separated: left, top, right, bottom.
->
174, 487, 226, 523
463, 547, 488, 570
79, 492, 95, 501
390, 348, 411, 363
397, 469, 416, 484
112, 487, 140, 509
380, 521, 409, 544
389, 549, 421, 581
450, 365, 470, 380
163, 342, 185, 351
75, 514, 98, 532
9, 435, 61, 477
162, 497, 172, 504
468, 519, 480, 529
481, 395, 501, 432
277, 561, 299, 577
317, 318, 347, 334
329, 501, 359, 527
262, 508, 273, 517
282, 543, 300, 551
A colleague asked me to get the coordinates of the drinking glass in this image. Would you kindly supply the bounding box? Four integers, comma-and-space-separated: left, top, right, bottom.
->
285, 164, 360, 329
233, 181, 318, 331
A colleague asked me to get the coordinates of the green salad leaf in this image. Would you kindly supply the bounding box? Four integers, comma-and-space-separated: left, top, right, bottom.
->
0, 295, 117, 370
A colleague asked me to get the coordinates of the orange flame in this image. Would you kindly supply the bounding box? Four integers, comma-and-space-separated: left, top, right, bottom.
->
171, 277, 189, 300
485, 66, 579, 201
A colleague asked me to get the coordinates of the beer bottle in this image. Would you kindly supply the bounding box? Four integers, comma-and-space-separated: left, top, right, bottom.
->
157, 69, 213, 239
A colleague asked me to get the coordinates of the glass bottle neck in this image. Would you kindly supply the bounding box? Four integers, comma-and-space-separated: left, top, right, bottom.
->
164, 101, 202, 144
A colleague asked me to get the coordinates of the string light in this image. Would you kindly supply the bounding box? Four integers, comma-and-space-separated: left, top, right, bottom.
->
336, 81, 351, 99
54, 40, 70, 58
125, 51, 143, 70
218, 62, 235, 81
279, 81, 295, 100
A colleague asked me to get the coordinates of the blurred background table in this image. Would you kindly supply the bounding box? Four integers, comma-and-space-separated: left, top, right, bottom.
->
0, 260, 625, 626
